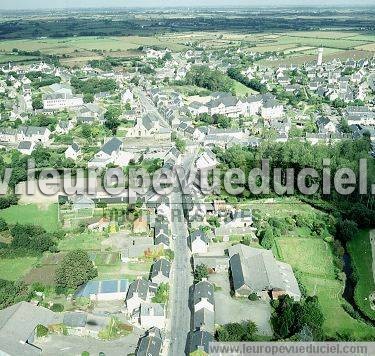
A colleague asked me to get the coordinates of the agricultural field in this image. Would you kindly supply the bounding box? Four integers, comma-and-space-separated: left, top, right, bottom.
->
0, 204, 59, 232
0, 256, 39, 281
347, 230, 375, 321
277, 235, 375, 338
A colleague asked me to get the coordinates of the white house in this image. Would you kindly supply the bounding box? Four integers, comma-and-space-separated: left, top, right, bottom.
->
139, 303, 166, 330
150, 258, 171, 285
65, 143, 81, 161
261, 99, 284, 120
126, 279, 151, 315
190, 230, 210, 254
122, 88, 134, 104
17, 141, 35, 155
195, 148, 218, 171
193, 280, 215, 313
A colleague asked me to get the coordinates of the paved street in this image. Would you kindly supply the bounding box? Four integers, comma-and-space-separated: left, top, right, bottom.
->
168, 188, 193, 355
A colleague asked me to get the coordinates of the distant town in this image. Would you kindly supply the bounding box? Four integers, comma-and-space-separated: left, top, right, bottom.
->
0, 6, 374, 356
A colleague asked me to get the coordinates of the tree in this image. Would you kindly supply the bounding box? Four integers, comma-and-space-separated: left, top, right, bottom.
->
152, 283, 169, 303
83, 93, 94, 103
260, 227, 274, 249
336, 219, 358, 243
174, 138, 186, 153
193, 264, 208, 284
55, 250, 97, 290
104, 106, 122, 134
0, 218, 7, 232
216, 321, 258, 341
32, 96, 43, 110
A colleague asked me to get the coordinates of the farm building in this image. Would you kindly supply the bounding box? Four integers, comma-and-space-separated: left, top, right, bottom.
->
74, 279, 129, 301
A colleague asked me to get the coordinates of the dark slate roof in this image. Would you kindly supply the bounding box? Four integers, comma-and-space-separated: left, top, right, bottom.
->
155, 222, 169, 237
193, 280, 214, 306
17, 141, 32, 150
151, 258, 171, 279
101, 137, 122, 155
229, 253, 246, 291
193, 308, 215, 333
71, 143, 80, 152
155, 233, 170, 247
136, 327, 163, 356
126, 279, 150, 301
189, 330, 215, 354
316, 116, 331, 127
190, 229, 209, 244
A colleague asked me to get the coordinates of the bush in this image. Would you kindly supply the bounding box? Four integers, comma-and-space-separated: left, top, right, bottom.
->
248, 293, 259, 301
0, 218, 8, 232
36, 324, 49, 338
50, 303, 64, 312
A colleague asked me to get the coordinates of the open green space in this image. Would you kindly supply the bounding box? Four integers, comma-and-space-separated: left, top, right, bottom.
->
58, 232, 105, 251
0, 204, 59, 232
0, 257, 39, 281
278, 235, 375, 338
347, 229, 375, 321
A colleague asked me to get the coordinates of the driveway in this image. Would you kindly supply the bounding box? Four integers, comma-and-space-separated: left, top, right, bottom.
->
39, 331, 142, 356
208, 273, 273, 336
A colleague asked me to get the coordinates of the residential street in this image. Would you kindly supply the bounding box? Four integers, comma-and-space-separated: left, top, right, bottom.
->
168, 187, 193, 355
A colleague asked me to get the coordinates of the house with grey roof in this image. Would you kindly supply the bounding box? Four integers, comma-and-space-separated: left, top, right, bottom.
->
126, 278, 152, 315
193, 280, 214, 313
136, 327, 163, 356
65, 143, 81, 161
150, 258, 171, 285
0, 301, 56, 356
193, 308, 215, 334
139, 303, 166, 330
228, 244, 301, 301
17, 140, 35, 155
189, 329, 215, 355
88, 137, 124, 169
190, 229, 210, 254
214, 209, 254, 238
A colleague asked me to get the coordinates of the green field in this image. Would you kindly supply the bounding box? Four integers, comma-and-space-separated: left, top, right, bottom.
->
278, 235, 375, 338
0, 204, 59, 232
0, 257, 39, 281
58, 232, 105, 251
347, 229, 375, 321
232, 80, 257, 97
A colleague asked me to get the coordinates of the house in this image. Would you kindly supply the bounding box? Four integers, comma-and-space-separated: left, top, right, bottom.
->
150, 258, 171, 285
42, 90, 83, 110
17, 140, 35, 155
56, 120, 73, 134
190, 230, 210, 254
193, 308, 215, 334
228, 244, 301, 301
188, 329, 215, 355
122, 88, 134, 104
71, 196, 95, 213
74, 279, 129, 301
133, 216, 149, 234
139, 303, 166, 330
316, 117, 336, 133
261, 99, 283, 120
88, 137, 123, 169
193, 280, 214, 313
345, 106, 375, 126
65, 143, 81, 161
87, 217, 110, 232
17, 126, 51, 144
195, 148, 218, 171
136, 327, 163, 356
193, 255, 229, 273
0, 301, 56, 356
214, 209, 254, 238
154, 221, 170, 249
126, 278, 151, 314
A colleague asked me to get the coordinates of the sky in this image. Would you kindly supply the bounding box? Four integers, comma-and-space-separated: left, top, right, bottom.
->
0, 0, 374, 10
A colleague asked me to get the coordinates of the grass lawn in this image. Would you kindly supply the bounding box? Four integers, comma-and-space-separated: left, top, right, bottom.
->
0, 257, 39, 281
232, 80, 257, 97
347, 229, 375, 321
278, 237, 335, 278
278, 235, 375, 338
58, 232, 105, 251
0, 204, 59, 232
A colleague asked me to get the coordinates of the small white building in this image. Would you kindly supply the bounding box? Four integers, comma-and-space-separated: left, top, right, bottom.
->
190, 230, 210, 254
139, 303, 166, 330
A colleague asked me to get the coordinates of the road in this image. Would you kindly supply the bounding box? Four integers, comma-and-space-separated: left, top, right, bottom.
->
168, 188, 192, 356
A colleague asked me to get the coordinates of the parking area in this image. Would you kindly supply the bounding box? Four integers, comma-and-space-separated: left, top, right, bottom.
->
208, 272, 273, 336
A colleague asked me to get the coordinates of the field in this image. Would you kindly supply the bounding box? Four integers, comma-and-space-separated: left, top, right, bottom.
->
278, 235, 375, 338
0, 257, 38, 281
232, 80, 257, 97
0, 204, 59, 232
58, 232, 106, 251
347, 230, 375, 321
